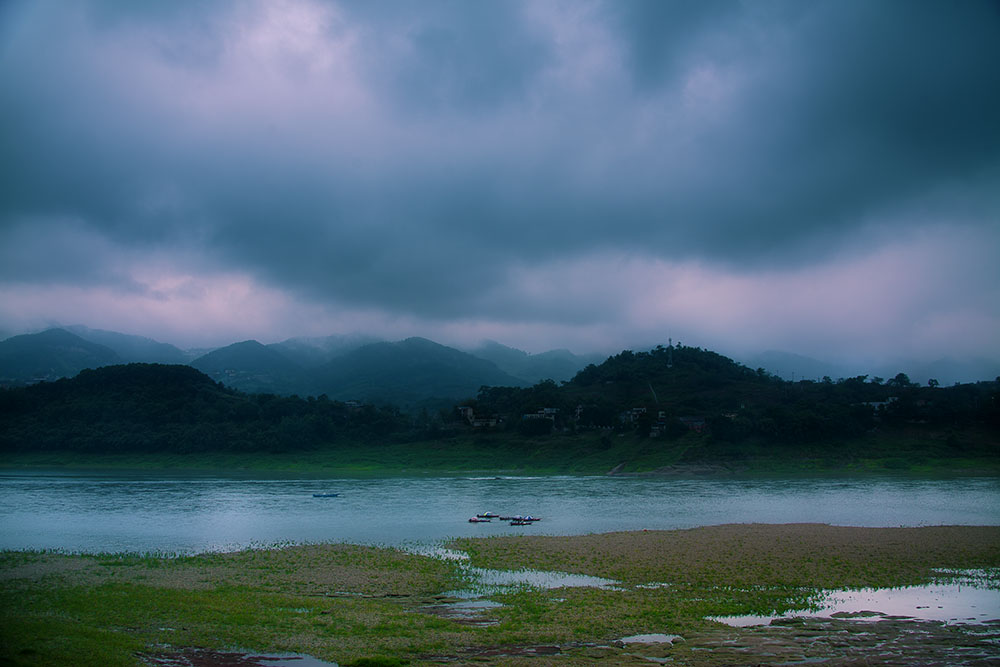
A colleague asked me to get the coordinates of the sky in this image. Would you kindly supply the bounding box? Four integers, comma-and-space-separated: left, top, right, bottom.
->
1, 0, 998, 367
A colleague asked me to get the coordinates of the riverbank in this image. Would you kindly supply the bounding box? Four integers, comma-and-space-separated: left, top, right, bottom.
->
3, 430, 999, 478
2, 525, 998, 665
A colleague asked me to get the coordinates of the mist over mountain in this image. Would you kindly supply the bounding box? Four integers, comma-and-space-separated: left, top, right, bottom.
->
868, 358, 1000, 388
740, 350, 1000, 387
467, 340, 604, 384
66, 325, 189, 365
268, 334, 383, 369
741, 351, 845, 383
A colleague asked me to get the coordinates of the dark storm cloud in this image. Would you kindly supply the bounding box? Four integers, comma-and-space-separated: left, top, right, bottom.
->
0, 0, 998, 351
341, 0, 553, 114
607, 0, 745, 91
596, 0, 1000, 263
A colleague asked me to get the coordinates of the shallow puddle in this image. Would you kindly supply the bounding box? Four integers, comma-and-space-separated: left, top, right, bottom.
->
415, 544, 620, 597
711, 576, 1000, 627
417, 544, 620, 628
457, 565, 619, 594
617, 633, 682, 644
141, 648, 338, 667
406, 545, 470, 561
421, 598, 505, 626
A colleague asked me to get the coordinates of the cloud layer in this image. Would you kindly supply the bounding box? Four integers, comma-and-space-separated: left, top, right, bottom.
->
1, 0, 998, 362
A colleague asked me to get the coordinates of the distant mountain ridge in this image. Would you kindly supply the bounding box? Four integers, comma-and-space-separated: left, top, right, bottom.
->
0, 329, 121, 384
66, 325, 189, 364
741, 350, 843, 382
741, 350, 1000, 387
3, 326, 998, 401
467, 340, 603, 384
190, 340, 314, 396
314, 337, 526, 408
0, 329, 531, 404
268, 334, 382, 368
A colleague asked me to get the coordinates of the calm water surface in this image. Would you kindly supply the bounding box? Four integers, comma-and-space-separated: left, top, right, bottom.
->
1, 471, 998, 554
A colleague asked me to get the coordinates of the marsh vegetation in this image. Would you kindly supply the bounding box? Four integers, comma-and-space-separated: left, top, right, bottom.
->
2, 525, 998, 665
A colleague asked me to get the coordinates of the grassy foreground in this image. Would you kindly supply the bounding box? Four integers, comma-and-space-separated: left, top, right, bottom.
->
1, 525, 999, 666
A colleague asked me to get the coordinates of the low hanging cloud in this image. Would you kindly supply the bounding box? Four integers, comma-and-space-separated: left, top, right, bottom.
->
0, 0, 998, 362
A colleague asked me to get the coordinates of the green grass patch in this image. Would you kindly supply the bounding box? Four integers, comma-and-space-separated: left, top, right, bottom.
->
452, 524, 1000, 589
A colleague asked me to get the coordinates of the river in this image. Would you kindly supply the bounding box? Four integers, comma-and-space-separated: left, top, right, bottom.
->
1, 470, 998, 554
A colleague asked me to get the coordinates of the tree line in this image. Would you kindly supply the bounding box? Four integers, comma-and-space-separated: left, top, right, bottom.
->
1, 346, 998, 459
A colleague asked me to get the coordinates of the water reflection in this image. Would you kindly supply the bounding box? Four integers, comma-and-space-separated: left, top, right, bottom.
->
710, 572, 1000, 627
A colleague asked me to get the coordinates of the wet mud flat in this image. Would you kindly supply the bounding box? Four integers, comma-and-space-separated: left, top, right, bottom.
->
414, 616, 1000, 665
136, 618, 1000, 667
672, 616, 1000, 666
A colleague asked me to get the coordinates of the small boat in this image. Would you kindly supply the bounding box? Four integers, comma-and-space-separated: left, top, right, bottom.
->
312, 493, 339, 498
509, 520, 532, 526
468, 517, 491, 523
476, 511, 500, 518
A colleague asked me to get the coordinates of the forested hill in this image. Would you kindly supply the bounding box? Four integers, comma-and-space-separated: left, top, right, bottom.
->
0, 364, 409, 454
473, 344, 1000, 444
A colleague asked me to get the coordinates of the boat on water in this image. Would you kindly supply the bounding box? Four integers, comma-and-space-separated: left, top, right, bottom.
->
312, 493, 339, 498
467, 512, 542, 524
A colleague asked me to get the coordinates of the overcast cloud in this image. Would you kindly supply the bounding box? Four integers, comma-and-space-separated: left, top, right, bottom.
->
1, 0, 998, 366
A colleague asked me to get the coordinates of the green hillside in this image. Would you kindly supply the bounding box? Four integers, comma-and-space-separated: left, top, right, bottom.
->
0, 363, 407, 455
